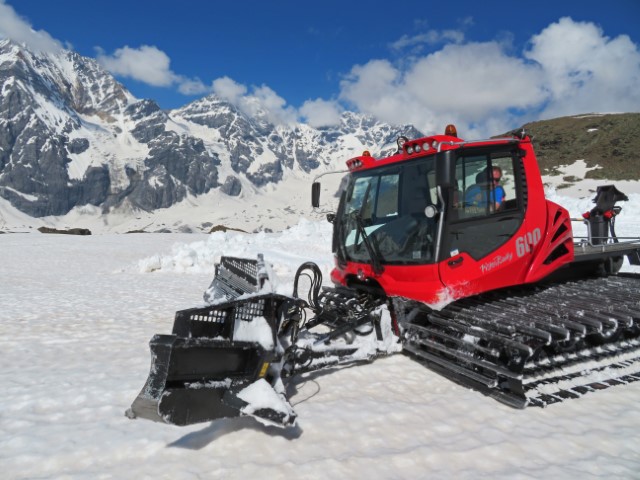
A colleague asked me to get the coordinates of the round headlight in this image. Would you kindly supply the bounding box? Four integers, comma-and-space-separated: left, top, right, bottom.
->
414, 144, 421, 153
406, 145, 414, 154
424, 205, 439, 218
431, 140, 439, 150
423, 142, 430, 151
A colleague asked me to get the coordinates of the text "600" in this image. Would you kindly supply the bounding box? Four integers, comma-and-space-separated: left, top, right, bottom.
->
516, 228, 541, 257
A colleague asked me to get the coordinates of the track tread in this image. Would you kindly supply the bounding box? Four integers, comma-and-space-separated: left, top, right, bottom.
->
402, 274, 640, 408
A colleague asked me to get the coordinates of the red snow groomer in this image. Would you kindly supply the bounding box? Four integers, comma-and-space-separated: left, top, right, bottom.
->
128, 127, 640, 428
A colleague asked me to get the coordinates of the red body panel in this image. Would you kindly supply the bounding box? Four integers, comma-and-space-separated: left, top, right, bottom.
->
524, 200, 575, 283
331, 135, 575, 307
330, 261, 446, 305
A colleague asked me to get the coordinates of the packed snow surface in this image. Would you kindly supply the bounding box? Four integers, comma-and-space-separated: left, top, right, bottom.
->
1, 192, 640, 479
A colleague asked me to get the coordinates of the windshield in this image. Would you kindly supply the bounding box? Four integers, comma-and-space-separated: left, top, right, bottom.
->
338, 157, 438, 265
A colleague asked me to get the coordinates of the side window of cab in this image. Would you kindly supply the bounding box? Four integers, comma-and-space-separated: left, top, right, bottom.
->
443, 150, 524, 261
454, 153, 517, 218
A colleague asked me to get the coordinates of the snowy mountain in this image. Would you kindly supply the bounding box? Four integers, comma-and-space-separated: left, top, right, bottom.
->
0, 39, 420, 225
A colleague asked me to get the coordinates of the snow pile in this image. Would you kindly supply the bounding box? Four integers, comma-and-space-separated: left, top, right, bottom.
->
233, 316, 275, 350
236, 379, 295, 427
137, 217, 336, 296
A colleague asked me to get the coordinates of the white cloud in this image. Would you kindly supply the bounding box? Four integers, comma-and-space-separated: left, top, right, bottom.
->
339, 18, 640, 137
300, 98, 343, 128
404, 42, 547, 118
212, 76, 248, 104
524, 17, 640, 118
390, 29, 465, 51
246, 84, 298, 125
212, 76, 297, 126
339, 60, 417, 126
96, 44, 214, 97
339, 44, 546, 137
177, 77, 208, 95
95, 45, 178, 87
0, 0, 63, 53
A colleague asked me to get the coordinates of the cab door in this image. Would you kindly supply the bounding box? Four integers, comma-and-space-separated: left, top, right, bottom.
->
438, 148, 532, 298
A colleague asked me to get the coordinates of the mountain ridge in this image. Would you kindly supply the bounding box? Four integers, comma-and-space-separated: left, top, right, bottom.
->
518, 113, 640, 180
0, 39, 420, 221
1, 40, 638, 233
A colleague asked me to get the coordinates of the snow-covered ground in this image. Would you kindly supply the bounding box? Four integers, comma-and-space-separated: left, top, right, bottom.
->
2, 188, 640, 479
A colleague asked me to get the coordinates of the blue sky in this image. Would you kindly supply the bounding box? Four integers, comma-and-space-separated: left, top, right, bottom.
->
1, 0, 639, 137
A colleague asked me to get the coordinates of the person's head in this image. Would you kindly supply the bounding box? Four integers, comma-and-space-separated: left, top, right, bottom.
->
492, 166, 502, 184
475, 168, 490, 185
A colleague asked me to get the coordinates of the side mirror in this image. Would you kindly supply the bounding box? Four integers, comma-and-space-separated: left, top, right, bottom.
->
312, 182, 321, 208
435, 150, 456, 188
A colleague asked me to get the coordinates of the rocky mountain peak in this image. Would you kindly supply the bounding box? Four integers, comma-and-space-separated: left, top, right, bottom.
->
0, 40, 420, 220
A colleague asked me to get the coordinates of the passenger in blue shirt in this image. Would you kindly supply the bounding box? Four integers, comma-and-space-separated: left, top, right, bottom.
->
491, 166, 505, 208
465, 167, 505, 210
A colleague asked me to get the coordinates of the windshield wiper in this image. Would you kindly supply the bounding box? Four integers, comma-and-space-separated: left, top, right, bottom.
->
353, 213, 384, 275
352, 182, 372, 249
345, 181, 384, 274
357, 182, 384, 274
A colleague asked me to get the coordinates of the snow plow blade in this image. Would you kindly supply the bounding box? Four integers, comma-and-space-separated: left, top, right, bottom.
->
127, 255, 403, 429
127, 294, 297, 427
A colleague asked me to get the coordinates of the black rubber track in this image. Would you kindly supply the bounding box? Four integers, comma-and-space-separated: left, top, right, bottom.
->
401, 274, 640, 407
